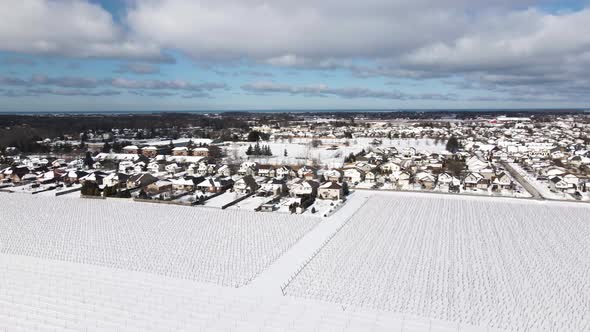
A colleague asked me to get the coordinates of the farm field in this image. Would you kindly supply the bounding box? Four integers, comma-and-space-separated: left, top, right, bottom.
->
0, 194, 318, 287
285, 192, 590, 331
0, 253, 495, 332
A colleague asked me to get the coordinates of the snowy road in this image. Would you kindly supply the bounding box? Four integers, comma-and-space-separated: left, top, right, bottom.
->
247, 190, 374, 296
500, 162, 544, 199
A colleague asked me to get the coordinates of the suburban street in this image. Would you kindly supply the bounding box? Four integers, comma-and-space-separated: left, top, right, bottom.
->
500, 162, 544, 200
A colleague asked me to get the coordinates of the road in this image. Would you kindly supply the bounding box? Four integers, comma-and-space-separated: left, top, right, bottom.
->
500, 162, 544, 200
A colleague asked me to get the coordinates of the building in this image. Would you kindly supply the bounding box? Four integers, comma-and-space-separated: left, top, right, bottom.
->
318, 181, 344, 200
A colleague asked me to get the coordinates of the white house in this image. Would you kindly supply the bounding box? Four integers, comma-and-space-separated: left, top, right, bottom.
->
318, 181, 344, 200
343, 168, 364, 184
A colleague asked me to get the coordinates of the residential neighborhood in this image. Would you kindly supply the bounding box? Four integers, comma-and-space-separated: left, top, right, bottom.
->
1, 111, 589, 215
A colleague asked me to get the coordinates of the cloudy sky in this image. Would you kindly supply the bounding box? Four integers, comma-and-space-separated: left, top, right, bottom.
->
1, 0, 590, 112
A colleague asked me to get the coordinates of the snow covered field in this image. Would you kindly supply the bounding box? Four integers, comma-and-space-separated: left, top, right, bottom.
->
285, 192, 590, 331
224, 138, 446, 168
0, 194, 318, 287
0, 254, 495, 332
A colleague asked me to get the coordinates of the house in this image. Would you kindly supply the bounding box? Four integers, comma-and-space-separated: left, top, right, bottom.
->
480, 167, 496, 180
380, 161, 401, 173
318, 181, 344, 200
127, 173, 158, 189
401, 147, 416, 158
196, 177, 233, 193
396, 171, 411, 187
297, 166, 317, 179
275, 166, 292, 178
342, 168, 365, 184
289, 179, 319, 198
191, 147, 209, 157
563, 174, 580, 189
323, 169, 342, 182
196, 162, 209, 176
259, 178, 288, 196
257, 165, 276, 178
146, 180, 173, 195
7, 166, 31, 183
436, 172, 460, 191
216, 164, 231, 177
122, 145, 139, 154
238, 161, 257, 176
234, 175, 259, 194
171, 178, 195, 191
64, 170, 88, 185
172, 147, 189, 156
492, 172, 513, 191
415, 172, 435, 189
102, 172, 129, 189
549, 176, 573, 192
463, 172, 484, 189
259, 203, 277, 212
165, 163, 182, 174
365, 170, 377, 183
466, 156, 489, 172
79, 171, 108, 186
142, 146, 158, 158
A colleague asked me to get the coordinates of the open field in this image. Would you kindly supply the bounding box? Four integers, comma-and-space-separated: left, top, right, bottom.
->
224, 138, 446, 168
0, 253, 495, 332
285, 193, 590, 331
0, 194, 318, 287
1, 191, 588, 331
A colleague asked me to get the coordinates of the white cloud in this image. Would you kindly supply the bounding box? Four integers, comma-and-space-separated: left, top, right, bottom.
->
0, 0, 163, 60
241, 81, 457, 100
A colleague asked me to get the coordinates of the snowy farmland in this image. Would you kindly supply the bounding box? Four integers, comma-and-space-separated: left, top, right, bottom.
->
0, 194, 318, 287
285, 192, 590, 331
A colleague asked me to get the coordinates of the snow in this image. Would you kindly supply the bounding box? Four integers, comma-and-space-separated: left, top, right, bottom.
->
202, 190, 244, 208
1, 190, 588, 331
224, 138, 446, 168
285, 192, 590, 331
0, 253, 494, 332
0, 194, 318, 287
229, 194, 272, 211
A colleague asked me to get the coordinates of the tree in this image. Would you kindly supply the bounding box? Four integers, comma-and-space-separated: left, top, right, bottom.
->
247, 131, 261, 142
446, 159, 465, 177
254, 142, 261, 155
342, 182, 350, 196
83, 152, 94, 169
284, 149, 288, 157
311, 139, 322, 148
102, 142, 111, 153
81, 181, 100, 196
246, 145, 253, 156
446, 136, 461, 153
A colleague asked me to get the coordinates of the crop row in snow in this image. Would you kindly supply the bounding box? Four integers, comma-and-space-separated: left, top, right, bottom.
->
0, 194, 318, 287
285, 194, 590, 331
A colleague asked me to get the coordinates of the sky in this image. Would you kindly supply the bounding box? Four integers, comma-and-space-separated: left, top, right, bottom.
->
1, 0, 590, 112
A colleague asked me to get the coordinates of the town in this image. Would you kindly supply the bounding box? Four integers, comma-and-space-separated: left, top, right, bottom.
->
1, 111, 589, 215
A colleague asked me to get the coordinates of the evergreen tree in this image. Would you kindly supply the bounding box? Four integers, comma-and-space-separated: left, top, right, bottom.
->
284, 149, 288, 157
102, 142, 111, 153
254, 142, 261, 155
83, 152, 94, 169
246, 145, 253, 155
446, 136, 461, 153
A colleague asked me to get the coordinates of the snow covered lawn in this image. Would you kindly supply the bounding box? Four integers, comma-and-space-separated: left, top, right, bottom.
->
285, 192, 590, 331
202, 190, 244, 208
0, 194, 318, 287
223, 138, 446, 168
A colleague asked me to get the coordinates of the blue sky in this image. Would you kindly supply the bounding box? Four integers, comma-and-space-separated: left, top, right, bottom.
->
1, 0, 590, 112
